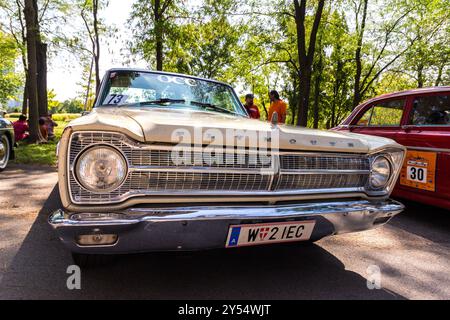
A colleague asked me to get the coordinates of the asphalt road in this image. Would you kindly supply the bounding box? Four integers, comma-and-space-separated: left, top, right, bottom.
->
0, 164, 449, 300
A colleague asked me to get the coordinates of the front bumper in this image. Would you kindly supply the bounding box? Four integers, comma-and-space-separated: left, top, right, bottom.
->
49, 199, 404, 254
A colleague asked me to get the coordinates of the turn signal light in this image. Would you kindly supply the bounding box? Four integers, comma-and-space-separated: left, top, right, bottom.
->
76, 234, 118, 246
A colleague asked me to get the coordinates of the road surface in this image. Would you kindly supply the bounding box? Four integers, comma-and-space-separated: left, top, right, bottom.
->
1, 164, 449, 299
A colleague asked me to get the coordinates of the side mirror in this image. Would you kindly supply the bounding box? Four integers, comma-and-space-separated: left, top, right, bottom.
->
81, 111, 91, 117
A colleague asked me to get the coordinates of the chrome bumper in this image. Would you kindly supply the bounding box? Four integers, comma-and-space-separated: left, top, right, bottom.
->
49, 199, 404, 254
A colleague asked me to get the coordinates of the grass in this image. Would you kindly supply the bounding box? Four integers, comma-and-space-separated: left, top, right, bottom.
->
6, 113, 80, 122
5, 113, 81, 166
12, 120, 70, 166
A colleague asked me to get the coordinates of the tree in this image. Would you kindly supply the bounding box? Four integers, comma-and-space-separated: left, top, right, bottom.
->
0, 31, 22, 105
80, 0, 102, 92
1, 0, 50, 116
293, 0, 325, 127
350, 0, 418, 108
394, 0, 450, 88
24, 0, 40, 142
129, 0, 183, 71
166, 0, 245, 80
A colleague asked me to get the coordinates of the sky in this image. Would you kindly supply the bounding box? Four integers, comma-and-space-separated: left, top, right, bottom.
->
47, 0, 147, 101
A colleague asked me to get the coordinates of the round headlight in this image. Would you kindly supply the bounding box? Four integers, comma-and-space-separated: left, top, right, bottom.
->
370, 156, 391, 189
76, 146, 127, 192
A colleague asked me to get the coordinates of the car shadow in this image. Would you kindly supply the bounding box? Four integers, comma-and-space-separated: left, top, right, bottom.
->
0, 185, 404, 300
390, 198, 450, 245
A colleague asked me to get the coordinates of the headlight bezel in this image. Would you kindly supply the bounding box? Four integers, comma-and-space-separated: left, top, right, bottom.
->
366, 148, 405, 196
369, 155, 392, 190
74, 144, 128, 193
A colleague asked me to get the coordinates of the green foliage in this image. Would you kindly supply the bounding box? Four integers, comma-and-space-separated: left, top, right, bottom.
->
57, 99, 84, 113
0, 31, 22, 105
3, 0, 449, 132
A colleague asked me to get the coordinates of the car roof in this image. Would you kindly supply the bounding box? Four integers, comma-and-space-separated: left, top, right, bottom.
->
361, 86, 450, 106
107, 68, 233, 88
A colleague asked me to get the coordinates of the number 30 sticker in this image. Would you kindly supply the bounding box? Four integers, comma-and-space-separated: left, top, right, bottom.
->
407, 166, 427, 183
400, 150, 437, 192
104, 94, 128, 105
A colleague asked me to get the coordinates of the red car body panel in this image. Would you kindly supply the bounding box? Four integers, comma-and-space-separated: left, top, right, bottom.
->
333, 87, 450, 210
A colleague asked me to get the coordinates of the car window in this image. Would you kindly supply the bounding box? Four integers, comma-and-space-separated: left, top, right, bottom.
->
356, 99, 405, 126
410, 94, 450, 126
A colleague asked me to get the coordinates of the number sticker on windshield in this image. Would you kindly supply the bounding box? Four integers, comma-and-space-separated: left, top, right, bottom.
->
103, 94, 128, 105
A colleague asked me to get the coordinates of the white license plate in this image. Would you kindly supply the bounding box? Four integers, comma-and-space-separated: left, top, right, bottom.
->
406, 166, 428, 183
225, 221, 316, 248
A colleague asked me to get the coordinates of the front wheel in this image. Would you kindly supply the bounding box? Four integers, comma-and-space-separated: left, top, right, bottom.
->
0, 134, 11, 172
71, 252, 116, 268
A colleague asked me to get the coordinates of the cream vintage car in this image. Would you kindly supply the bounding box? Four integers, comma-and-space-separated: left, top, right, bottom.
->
49, 68, 406, 267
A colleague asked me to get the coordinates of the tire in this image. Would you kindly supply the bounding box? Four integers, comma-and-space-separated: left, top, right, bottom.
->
0, 134, 11, 172
71, 252, 116, 268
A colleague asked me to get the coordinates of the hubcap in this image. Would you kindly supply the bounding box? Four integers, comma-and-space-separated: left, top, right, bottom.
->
0, 136, 9, 167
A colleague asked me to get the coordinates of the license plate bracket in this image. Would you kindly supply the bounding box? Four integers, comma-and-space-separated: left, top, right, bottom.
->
225, 220, 316, 248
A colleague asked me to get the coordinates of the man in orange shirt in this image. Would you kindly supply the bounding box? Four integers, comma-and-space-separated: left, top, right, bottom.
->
268, 90, 287, 124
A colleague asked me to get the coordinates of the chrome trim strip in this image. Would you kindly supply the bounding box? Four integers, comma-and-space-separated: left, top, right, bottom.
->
280, 169, 370, 175
406, 146, 450, 153
50, 199, 404, 225
128, 166, 275, 175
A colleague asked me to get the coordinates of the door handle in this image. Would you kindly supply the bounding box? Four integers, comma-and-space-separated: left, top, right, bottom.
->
401, 125, 413, 132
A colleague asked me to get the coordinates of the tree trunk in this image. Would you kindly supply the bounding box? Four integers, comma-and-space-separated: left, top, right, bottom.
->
313, 36, 323, 129
22, 73, 29, 115
294, 0, 325, 127
24, 0, 40, 143
297, 72, 312, 127
154, 0, 163, 71
352, 0, 368, 109
312, 71, 321, 129
84, 58, 94, 110
417, 64, 424, 88
93, 0, 101, 93
37, 42, 48, 116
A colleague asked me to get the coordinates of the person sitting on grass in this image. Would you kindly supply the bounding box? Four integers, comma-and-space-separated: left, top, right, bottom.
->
12, 115, 29, 142
39, 118, 48, 142
46, 114, 58, 140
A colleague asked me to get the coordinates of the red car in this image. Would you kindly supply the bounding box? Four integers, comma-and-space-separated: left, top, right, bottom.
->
333, 87, 450, 210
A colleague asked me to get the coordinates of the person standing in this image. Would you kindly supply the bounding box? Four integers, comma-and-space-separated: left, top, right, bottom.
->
268, 90, 287, 124
243, 94, 260, 119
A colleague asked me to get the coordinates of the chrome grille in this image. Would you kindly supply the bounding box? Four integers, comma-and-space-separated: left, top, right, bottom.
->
129, 172, 271, 191
280, 154, 369, 171
276, 174, 368, 191
67, 132, 371, 204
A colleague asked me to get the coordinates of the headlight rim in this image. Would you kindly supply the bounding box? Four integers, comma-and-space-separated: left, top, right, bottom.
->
368, 154, 393, 191
74, 144, 128, 193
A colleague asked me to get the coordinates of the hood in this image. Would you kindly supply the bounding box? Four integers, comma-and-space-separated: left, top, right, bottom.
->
69, 107, 401, 153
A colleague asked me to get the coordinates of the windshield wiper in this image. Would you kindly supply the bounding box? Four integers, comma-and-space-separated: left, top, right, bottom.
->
190, 101, 235, 115
138, 98, 186, 106
99, 99, 186, 108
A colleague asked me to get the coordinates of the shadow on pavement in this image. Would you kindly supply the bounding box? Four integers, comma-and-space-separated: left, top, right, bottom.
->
1, 186, 404, 300
390, 198, 450, 245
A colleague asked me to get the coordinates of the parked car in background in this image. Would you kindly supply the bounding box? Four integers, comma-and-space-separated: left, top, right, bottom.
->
333, 87, 450, 210
0, 113, 14, 171
49, 68, 406, 267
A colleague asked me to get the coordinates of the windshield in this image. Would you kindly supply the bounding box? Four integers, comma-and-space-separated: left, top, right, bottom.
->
97, 70, 246, 116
